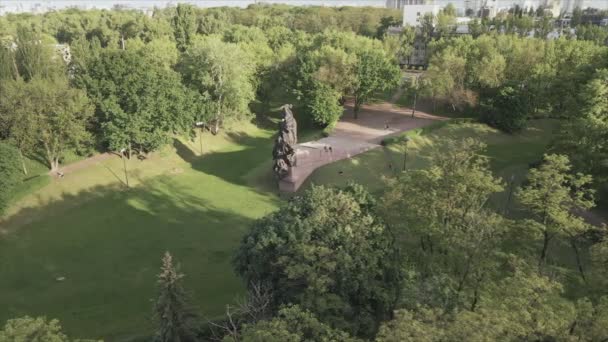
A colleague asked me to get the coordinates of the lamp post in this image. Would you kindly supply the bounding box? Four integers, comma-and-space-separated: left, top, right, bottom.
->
411, 74, 420, 118
195, 121, 205, 155
120, 148, 129, 188
402, 136, 410, 171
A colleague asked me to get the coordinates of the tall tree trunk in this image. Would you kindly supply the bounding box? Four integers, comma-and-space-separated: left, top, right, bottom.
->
353, 96, 360, 119
43, 142, 57, 173
18, 149, 28, 175
52, 158, 60, 173
570, 236, 587, 283
539, 230, 551, 267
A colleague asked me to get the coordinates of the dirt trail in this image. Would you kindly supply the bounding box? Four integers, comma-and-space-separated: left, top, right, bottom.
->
50, 153, 115, 177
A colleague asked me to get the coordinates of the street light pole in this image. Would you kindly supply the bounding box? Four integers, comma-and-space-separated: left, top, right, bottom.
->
195, 121, 205, 155
412, 74, 419, 118
120, 148, 129, 188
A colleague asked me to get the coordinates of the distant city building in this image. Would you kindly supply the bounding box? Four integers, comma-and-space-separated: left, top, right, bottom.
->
387, 0, 607, 15
402, 4, 441, 26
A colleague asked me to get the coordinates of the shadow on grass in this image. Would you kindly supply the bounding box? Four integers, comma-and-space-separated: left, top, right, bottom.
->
0, 177, 255, 341
173, 132, 274, 187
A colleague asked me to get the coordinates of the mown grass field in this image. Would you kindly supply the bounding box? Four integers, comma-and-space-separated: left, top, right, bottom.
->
0, 121, 282, 341
1, 113, 600, 341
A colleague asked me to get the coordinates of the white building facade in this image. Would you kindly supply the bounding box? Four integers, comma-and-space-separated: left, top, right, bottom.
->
388, 0, 607, 15
402, 4, 441, 26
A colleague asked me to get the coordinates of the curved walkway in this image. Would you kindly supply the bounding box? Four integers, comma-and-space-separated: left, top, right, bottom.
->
279, 97, 447, 192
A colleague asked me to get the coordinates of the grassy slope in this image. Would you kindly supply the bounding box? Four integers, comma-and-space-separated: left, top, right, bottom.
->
303, 119, 560, 197
0, 122, 281, 341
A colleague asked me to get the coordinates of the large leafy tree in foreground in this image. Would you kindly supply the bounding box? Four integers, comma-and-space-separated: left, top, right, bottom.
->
234, 184, 402, 338
75, 49, 200, 156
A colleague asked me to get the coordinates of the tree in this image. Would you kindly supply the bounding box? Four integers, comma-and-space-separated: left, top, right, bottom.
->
307, 82, 343, 127
0, 142, 22, 215
0, 78, 93, 172
381, 137, 505, 310
35, 78, 93, 172
554, 69, 608, 193
351, 49, 400, 118
480, 85, 528, 133
154, 252, 197, 342
435, 6, 457, 39
516, 154, 595, 267
575, 24, 608, 46
0, 80, 38, 174
14, 25, 64, 81
172, 4, 197, 51
76, 49, 200, 155
376, 258, 581, 341
0, 43, 19, 80
236, 305, 359, 342
376, 16, 400, 39
179, 37, 255, 134
234, 184, 402, 338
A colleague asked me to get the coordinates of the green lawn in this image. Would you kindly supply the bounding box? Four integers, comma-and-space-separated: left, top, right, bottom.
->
302, 119, 560, 199
0, 122, 282, 341
0, 115, 590, 340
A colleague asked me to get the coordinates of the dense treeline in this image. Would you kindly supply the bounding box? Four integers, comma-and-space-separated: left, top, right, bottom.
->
0, 4, 402, 213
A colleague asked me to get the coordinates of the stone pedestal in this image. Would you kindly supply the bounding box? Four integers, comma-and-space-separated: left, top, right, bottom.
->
277, 137, 379, 192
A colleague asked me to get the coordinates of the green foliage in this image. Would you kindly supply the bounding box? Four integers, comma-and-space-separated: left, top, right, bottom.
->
76, 48, 200, 153
352, 49, 400, 117
14, 25, 64, 81
235, 184, 402, 337
481, 86, 528, 133
179, 36, 255, 133
0, 316, 68, 342
555, 69, 608, 193
422, 34, 608, 118
377, 260, 582, 341
237, 305, 359, 342
172, 4, 197, 51
0, 78, 93, 171
154, 252, 197, 342
0, 316, 98, 342
516, 154, 595, 265
0, 142, 22, 214
382, 137, 505, 310
307, 82, 343, 126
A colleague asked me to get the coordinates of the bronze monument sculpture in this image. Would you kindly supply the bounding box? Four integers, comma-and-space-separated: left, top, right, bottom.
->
272, 104, 297, 179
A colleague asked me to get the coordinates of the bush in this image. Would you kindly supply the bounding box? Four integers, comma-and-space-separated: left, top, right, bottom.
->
480, 86, 528, 133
